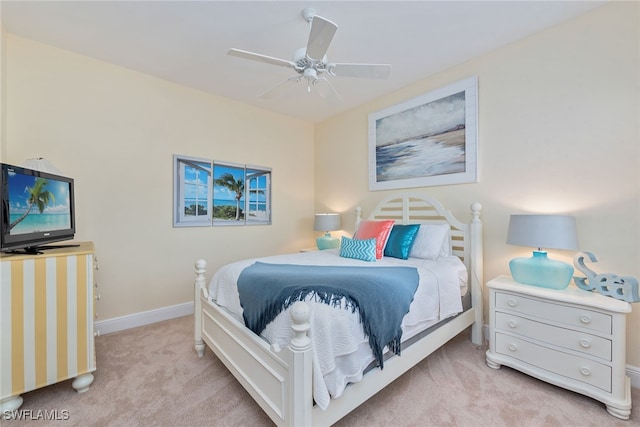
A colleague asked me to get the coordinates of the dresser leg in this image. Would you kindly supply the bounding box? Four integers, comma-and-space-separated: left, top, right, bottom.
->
72, 373, 95, 393
606, 404, 630, 421
0, 395, 24, 418
485, 351, 502, 370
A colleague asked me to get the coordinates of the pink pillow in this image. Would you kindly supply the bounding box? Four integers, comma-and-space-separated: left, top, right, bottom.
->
354, 220, 395, 259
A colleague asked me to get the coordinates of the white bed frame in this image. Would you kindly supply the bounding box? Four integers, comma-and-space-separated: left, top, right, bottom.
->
193, 193, 483, 426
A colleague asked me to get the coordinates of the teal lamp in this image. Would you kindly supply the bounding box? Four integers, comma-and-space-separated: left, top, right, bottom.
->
507, 214, 578, 290
314, 213, 341, 250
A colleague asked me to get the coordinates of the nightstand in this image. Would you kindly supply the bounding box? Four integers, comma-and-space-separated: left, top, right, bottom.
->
485, 275, 632, 420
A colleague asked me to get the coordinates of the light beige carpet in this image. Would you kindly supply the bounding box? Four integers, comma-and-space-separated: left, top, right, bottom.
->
4, 315, 638, 426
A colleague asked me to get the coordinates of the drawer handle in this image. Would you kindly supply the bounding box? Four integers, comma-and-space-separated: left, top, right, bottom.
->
508, 343, 517, 352
579, 339, 591, 349
508, 320, 518, 328
580, 367, 591, 377
579, 315, 591, 324
507, 299, 518, 307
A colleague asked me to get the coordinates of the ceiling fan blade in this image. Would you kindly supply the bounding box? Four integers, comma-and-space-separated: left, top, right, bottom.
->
227, 48, 296, 69
259, 76, 300, 99
329, 63, 392, 79
316, 79, 343, 106
306, 16, 338, 60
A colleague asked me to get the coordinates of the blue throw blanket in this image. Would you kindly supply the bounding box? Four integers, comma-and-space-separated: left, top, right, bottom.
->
237, 262, 420, 368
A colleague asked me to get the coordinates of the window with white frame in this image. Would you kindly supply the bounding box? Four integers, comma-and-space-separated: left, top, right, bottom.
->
173, 155, 212, 227
173, 155, 271, 227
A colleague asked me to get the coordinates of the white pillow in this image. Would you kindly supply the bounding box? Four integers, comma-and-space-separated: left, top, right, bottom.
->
410, 224, 450, 260
440, 227, 452, 257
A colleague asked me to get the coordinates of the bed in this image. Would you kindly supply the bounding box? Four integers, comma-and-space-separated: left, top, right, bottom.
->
193, 193, 483, 426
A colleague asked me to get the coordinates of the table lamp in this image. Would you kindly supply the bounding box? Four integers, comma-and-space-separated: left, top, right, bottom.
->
20, 157, 65, 175
506, 214, 578, 289
314, 213, 341, 250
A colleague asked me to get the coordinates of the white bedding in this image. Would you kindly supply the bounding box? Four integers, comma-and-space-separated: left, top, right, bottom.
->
208, 249, 467, 410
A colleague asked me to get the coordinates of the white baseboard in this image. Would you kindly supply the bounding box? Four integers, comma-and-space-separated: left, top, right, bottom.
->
94, 302, 194, 335
481, 323, 639, 390
627, 364, 640, 390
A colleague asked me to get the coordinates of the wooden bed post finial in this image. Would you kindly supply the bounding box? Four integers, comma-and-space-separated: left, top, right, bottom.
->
289, 301, 311, 351
470, 202, 482, 222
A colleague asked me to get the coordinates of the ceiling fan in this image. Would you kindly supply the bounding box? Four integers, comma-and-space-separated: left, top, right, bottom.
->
227, 8, 392, 101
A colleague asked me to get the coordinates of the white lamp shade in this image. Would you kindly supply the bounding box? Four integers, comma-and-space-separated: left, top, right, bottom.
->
507, 214, 578, 251
20, 157, 65, 176
314, 213, 341, 232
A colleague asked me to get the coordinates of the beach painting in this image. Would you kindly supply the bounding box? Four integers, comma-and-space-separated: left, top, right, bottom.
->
368, 77, 478, 190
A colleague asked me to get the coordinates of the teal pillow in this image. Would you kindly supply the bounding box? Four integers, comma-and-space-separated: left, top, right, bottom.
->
384, 224, 421, 260
339, 236, 377, 262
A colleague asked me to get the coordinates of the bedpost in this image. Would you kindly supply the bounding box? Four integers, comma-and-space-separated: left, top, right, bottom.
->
194, 259, 207, 357
287, 301, 313, 427
355, 206, 362, 233
469, 202, 484, 346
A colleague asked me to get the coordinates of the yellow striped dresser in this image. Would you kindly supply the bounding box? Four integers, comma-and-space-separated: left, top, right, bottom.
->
0, 242, 96, 415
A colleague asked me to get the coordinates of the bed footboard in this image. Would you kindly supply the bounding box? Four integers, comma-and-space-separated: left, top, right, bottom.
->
194, 260, 314, 426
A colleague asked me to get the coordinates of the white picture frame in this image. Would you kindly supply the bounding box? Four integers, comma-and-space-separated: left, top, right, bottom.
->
368, 76, 478, 191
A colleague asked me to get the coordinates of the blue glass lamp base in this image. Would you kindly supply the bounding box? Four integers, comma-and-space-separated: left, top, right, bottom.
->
509, 251, 574, 290
316, 233, 339, 250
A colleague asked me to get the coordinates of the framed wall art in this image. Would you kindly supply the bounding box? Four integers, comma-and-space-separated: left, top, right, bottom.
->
173, 155, 271, 227
368, 76, 478, 191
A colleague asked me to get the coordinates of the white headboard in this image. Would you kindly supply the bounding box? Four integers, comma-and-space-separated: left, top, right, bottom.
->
354, 193, 483, 343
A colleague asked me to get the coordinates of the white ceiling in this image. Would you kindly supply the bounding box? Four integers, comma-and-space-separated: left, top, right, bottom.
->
1, 1, 606, 123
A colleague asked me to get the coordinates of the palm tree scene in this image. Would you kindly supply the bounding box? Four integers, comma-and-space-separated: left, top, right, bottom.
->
7, 173, 71, 233
212, 165, 270, 224
214, 170, 245, 221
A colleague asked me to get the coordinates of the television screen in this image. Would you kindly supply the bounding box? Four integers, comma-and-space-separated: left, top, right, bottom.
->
1, 163, 75, 253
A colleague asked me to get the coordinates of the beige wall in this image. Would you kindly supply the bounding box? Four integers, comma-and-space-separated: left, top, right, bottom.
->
4, 35, 315, 320
0, 4, 6, 162
315, 2, 640, 366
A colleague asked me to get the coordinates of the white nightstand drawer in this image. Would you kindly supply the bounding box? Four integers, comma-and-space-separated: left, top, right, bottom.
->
487, 276, 632, 420
495, 312, 612, 360
495, 291, 612, 334
495, 333, 612, 392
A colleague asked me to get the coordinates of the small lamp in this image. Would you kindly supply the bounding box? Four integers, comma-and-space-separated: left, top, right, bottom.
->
20, 157, 65, 176
314, 213, 341, 250
507, 214, 578, 289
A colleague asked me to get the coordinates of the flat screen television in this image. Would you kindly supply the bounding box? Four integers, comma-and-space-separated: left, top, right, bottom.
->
1, 163, 76, 254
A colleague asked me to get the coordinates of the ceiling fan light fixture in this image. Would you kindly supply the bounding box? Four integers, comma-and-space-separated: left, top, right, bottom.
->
227, 8, 392, 100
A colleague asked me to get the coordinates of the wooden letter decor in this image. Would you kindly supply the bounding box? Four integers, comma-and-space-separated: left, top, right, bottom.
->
574, 252, 640, 303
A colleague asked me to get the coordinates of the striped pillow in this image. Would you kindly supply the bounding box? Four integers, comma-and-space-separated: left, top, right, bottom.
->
339, 237, 377, 262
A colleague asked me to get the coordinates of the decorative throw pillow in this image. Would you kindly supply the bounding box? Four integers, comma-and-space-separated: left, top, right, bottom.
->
339, 237, 377, 262
384, 224, 421, 260
353, 219, 395, 259
409, 223, 450, 260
